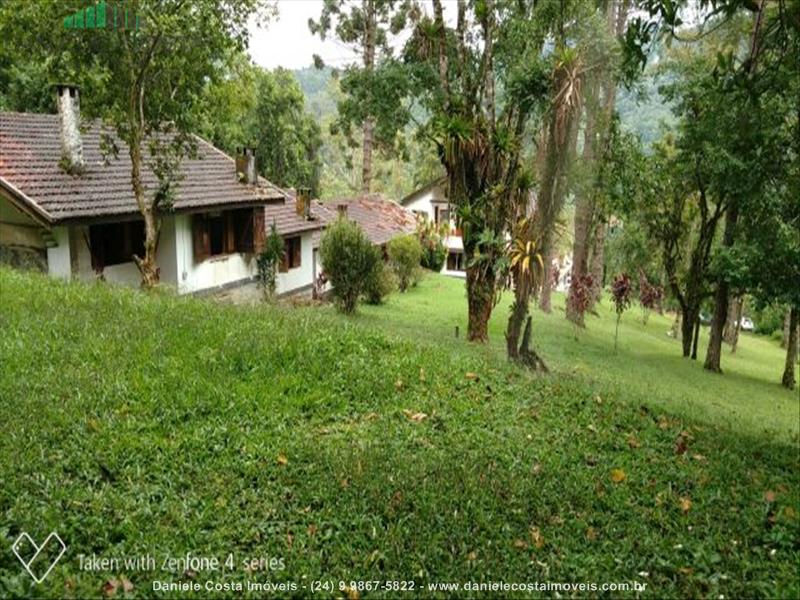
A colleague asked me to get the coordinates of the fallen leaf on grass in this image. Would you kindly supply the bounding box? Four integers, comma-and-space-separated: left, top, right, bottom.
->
530, 527, 545, 549
610, 468, 626, 483
585, 526, 599, 541
467, 551, 477, 561
402, 409, 428, 422
343, 586, 360, 600
679, 497, 692, 513
419, 367, 426, 382
308, 524, 318, 536
513, 539, 529, 549
627, 435, 641, 449
277, 454, 288, 466
764, 490, 776, 503
678, 567, 694, 576
394, 379, 404, 390
692, 453, 707, 462
465, 372, 479, 381
101, 580, 118, 597
674, 430, 692, 455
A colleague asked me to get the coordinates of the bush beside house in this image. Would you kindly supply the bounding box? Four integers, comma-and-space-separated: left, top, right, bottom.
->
319, 217, 380, 314
387, 235, 423, 292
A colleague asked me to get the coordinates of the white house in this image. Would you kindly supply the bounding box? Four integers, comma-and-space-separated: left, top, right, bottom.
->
400, 177, 465, 276
0, 85, 325, 297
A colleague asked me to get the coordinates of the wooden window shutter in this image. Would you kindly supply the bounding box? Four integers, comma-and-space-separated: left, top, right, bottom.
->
279, 237, 289, 273
224, 212, 236, 254
237, 209, 254, 253
88, 226, 105, 272
253, 207, 266, 253
292, 236, 301, 267
192, 214, 210, 262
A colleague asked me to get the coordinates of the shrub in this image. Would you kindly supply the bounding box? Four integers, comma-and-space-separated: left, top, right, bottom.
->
387, 234, 423, 292
638, 272, 663, 326
363, 260, 397, 305
416, 218, 447, 271
319, 217, 380, 314
256, 223, 284, 300
610, 273, 633, 352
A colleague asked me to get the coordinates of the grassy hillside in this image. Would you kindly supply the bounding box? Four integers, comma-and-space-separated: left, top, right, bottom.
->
0, 268, 798, 599
344, 275, 798, 441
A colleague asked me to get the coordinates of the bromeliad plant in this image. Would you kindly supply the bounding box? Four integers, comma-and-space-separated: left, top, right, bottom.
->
504, 216, 548, 371
568, 274, 594, 341
611, 273, 633, 352
638, 272, 663, 326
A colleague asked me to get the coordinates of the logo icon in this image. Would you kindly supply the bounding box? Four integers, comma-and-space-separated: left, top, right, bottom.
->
12, 532, 67, 584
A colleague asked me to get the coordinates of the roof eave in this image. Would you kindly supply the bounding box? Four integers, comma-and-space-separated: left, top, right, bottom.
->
0, 176, 53, 227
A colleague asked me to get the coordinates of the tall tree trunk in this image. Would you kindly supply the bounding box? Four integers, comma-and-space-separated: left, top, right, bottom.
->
681, 305, 698, 357
360, 0, 376, 194
566, 78, 599, 326
361, 118, 374, 195
782, 308, 791, 349
128, 113, 160, 288
729, 296, 744, 353
782, 307, 798, 389
466, 265, 494, 342
723, 295, 742, 345
506, 275, 530, 359
704, 206, 739, 372
538, 250, 554, 313
588, 222, 605, 308
691, 314, 700, 360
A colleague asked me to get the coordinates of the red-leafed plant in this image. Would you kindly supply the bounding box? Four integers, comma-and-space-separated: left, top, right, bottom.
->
611, 273, 633, 352
568, 274, 593, 340
638, 272, 663, 326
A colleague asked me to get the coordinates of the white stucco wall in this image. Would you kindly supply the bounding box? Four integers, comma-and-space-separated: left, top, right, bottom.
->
174, 214, 313, 296
403, 190, 464, 271
46, 226, 71, 280
68, 216, 179, 289
42, 213, 315, 296
174, 213, 255, 294
276, 231, 314, 296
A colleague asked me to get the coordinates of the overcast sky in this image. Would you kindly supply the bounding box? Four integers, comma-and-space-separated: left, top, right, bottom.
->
248, 0, 453, 70
248, 0, 359, 70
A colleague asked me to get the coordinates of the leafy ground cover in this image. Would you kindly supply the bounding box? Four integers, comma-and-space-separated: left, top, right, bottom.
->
0, 267, 798, 598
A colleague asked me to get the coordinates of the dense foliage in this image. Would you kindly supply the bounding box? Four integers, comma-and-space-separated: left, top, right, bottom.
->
256, 223, 285, 300
319, 217, 380, 314
387, 234, 422, 292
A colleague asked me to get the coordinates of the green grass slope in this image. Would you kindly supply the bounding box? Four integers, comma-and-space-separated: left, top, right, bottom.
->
0, 268, 798, 599
346, 275, 799, 441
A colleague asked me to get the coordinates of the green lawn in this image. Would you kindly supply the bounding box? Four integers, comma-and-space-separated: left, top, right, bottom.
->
0, 267, 798, 599
343, 274, 799, 442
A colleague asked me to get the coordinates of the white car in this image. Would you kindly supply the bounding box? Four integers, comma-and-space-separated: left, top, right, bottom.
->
740, 317, 754, 332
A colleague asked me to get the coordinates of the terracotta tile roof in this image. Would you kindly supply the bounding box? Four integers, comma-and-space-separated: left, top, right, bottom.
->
264, 193, 326, 237
0, 111, 286, 223
311, 195, 417, 248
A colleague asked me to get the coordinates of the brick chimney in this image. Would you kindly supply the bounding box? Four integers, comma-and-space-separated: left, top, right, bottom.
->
235, 147, 257, 185
296, 187, 312, 219
55, 84, 84, 175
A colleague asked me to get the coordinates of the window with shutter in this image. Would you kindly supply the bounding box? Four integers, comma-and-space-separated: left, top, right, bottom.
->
282, 235, 302, 270
193, 214, 210, 262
